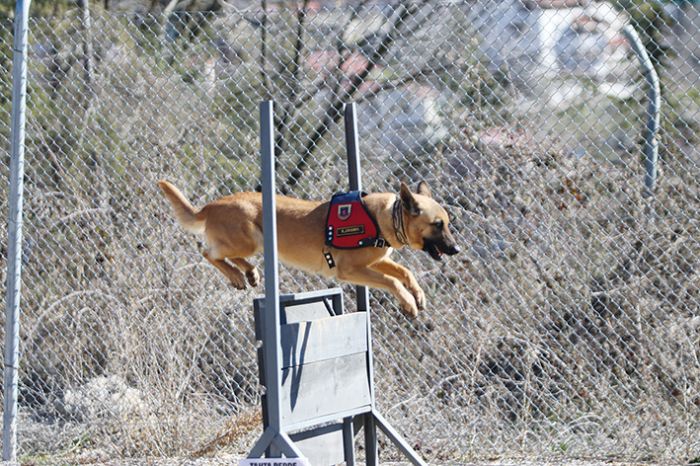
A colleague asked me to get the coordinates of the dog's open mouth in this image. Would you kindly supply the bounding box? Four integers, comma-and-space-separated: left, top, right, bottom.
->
423, 240, 445, 261
423, 239, 460, 261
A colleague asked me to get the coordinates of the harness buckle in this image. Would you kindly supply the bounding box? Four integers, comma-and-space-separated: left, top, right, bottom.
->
374, 238, 388, 248
323, 251, 336, 269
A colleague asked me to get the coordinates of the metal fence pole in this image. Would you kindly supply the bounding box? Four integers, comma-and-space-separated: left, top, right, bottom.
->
622, 24, 661, 197
4, 0, 32, 461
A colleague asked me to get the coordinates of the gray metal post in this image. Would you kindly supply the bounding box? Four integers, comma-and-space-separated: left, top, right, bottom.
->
260, 100, 284, 434
343, 416, 356, 466
344, 103, 370, 315
344, 103, 378, 465
248, 101, 303, 459
4, 0, 31, 461
622, 24, 660, 197
363, 415, 378, 466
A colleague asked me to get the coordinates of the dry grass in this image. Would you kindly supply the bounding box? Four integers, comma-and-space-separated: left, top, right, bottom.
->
191, 409, 262, 458
0, 6, 698, 464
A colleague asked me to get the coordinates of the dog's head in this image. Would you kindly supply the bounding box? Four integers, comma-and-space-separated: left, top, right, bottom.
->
399, 181, 460, 261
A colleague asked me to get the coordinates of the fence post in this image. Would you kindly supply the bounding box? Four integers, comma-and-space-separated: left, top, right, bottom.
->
4, 0, 32, 462
622, 24, 661, 197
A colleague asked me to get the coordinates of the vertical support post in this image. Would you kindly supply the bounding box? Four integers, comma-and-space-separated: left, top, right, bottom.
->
343, 416, 356, 466
344, 103, 370, 314
248, 101, 303, 460
622, 25, 660, 197
344, 102, 378, 465
363, 415, 378, 466
4, 0, 31, 461
260, 100, 284, 436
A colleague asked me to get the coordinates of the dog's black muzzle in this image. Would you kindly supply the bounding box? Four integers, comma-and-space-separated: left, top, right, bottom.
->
423, 237, 460, 261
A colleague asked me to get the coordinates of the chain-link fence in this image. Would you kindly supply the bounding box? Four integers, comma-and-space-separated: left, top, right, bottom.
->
1, 0, 699, 463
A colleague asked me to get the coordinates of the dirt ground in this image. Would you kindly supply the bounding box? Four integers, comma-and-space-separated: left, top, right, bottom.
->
73, 458, 680, 466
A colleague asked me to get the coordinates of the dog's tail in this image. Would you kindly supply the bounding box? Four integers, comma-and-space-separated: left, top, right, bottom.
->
157, 180, 205, 234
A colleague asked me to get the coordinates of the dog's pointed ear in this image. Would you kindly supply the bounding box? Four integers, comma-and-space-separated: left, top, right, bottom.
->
416, 181, 432, 198
400, 181, 421, 216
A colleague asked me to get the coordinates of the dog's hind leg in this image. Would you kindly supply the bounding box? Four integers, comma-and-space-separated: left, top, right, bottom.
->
203, 250, 247, 290
370, 258, 426, 311
229, 258, 260, 287
203, 217, 262, 289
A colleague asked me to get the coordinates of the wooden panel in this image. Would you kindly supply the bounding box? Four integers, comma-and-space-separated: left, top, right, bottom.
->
290, 423, 346, 466
283, 300, 333, 324
281, 352, 371, 426
255, 299, 336, 339
285, 406, 371, 432
278, 288, 343, 304
280, 313, 367, 369
253, 288, 344, 338
254, 288, 343, 309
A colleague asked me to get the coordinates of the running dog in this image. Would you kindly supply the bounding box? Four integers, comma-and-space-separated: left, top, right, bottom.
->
157, 180, 459, 317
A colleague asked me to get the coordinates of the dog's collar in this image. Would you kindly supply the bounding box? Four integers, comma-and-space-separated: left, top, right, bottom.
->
392, 196, 409, 246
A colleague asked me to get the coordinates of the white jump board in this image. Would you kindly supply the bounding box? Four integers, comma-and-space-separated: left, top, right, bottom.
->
290, 422, 347, 466
281, 351, 371, 426
280, 312, 368, 369
253, 289, 343, 340
252, 289, 370, 462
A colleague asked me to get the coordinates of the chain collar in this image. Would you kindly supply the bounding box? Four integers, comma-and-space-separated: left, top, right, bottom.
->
392, 196, 409, 246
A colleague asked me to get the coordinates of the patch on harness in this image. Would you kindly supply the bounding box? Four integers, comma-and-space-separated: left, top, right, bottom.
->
337, 204, 352, 220
337, 225, 365, 237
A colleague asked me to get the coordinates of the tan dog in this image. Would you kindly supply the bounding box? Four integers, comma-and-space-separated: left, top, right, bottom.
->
157, 180, 459, 317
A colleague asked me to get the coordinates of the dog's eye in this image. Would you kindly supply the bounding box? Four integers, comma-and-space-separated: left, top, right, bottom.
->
434, 220, 444, 230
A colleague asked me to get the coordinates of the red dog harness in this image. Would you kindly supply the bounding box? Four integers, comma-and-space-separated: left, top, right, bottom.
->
324, 191, 389, 267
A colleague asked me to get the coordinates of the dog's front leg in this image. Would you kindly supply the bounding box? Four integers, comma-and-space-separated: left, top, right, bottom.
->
337, 266, 418, 318
369, 258, 426, 311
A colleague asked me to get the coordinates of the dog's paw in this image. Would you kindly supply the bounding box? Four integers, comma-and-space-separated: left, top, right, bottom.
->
400, 301, 419, 319
228, 276, 247, 290
413, 287, 426, 311
246, 269, 260, 287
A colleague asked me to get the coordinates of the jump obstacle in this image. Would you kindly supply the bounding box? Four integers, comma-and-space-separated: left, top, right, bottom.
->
246, 101, 427, 465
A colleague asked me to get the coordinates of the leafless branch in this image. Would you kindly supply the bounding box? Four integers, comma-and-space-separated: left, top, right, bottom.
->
78, 0, 93, 91
274, 0, 310, 157
260, 0, 271, 97
335, 0, 370, 56
285, 0, 428, 189
355, 61, 463, 103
